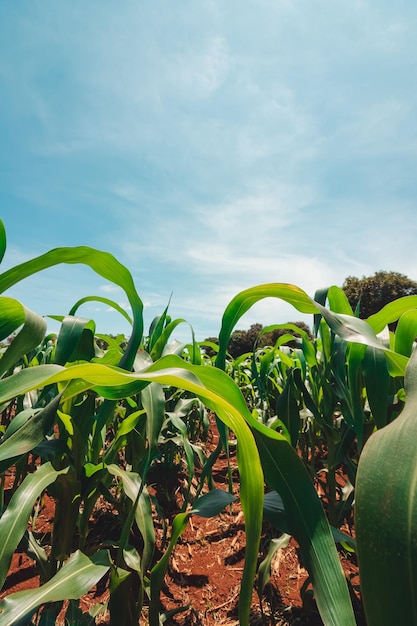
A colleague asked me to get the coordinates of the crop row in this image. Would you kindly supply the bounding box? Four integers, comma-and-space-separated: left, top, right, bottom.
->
0, 217, 416, 625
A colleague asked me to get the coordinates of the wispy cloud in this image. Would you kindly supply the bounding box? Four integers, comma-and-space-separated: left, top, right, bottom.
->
2, 0, 417, 342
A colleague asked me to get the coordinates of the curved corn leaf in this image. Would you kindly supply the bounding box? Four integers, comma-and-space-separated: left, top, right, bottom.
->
0, 297, 24, 341
356, 346, 417, 625
0, 549, 110, 626
106, 464, 155, 575
191, 487, 236, 518
326, 285, 354, 315
260, 322, 312, 343
165, 361, 356, 626
362, 346, 390, 429
0, 462, 68, 589
257, 534, 291, 601
0, 357, 263, 625
215, 283, 319, 369
213, 282, 408, 376
53, 316, 96, 365
149, 318, 187, 361
367, 295, 417, 333
0, 394, 62, 470
314, 302, 408, 377
68, 295, 133, 325
0, 297, 46, 377
0, 219, 6, 264
0, 246, 143, 370
394, 309, 417, 357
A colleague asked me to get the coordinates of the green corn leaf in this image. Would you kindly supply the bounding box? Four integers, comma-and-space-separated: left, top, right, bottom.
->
141, 382, 166, 463
0, 219, 6, 264
108, 565, 139, 626
263, 490, 289, 533
315, 302, 408, 377
191, 488, 236, 517
257, 534, 291, 601
362, 345, 390, 429
0, 394, 62, 470
149, 318, 187, 361
0, 245, 143, 370
68, 295, 133, 325
21, 530, 50, 584
0, 550, 110, 626
394, 309, 417, 357
346, 343, 367, 444
0, 297, 24, 341
327, 285, 354, 315
147, 307, 170, 353
54, 316, 95, 365
0, 356, 263, 626
215, 283, 319, 369
0, 298, 46, 377
0, 462, 68, 589
317, 305, 380, 346
367, 295, 417, 333
355, 345, 417, 625
276, 368, 301, 448
251, 423, 356, 626
313, 287, 330, 336
106, 465, 155, 575
111, 409, 145, 445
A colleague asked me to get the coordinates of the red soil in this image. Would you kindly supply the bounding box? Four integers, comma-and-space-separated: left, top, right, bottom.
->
0, 421, 362, 625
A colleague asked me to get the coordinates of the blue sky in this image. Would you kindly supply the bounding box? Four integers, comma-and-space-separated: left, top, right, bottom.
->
1, 1, 417, 343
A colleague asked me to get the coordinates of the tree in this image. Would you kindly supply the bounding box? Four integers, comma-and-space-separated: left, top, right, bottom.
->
203, 321, 313, 359
229, 323, 265, 358
342, 271, 417, 320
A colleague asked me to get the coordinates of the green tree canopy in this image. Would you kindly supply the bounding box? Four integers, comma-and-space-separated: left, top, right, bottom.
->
342, 270, 417, 320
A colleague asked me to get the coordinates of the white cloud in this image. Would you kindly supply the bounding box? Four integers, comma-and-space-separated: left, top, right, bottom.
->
195, 183, 309, 247
2, 0, 417, 343
105, 303, 131, 313
171, 35, 231, 98
100, 284, 121, 294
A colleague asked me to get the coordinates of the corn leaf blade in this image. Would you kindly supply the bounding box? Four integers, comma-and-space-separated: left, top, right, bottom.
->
0, 462, 68, 589
0, 357, 263, 625
0, 550, 110, 626
356, 346, 417, 625
250, 424, 356, 626
0, 245, 143, 370
0, 219, 6, 264
215, 283, 319, 369
0, 395, 62, 470
0, 298, 46, 377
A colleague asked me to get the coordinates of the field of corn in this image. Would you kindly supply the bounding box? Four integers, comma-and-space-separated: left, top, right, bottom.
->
1, 215, 417, 626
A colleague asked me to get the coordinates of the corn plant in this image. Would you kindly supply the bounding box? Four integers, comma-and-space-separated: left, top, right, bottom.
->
213, 282, 417, 623
0, 220, 265, 625
3, 210, 417, 626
